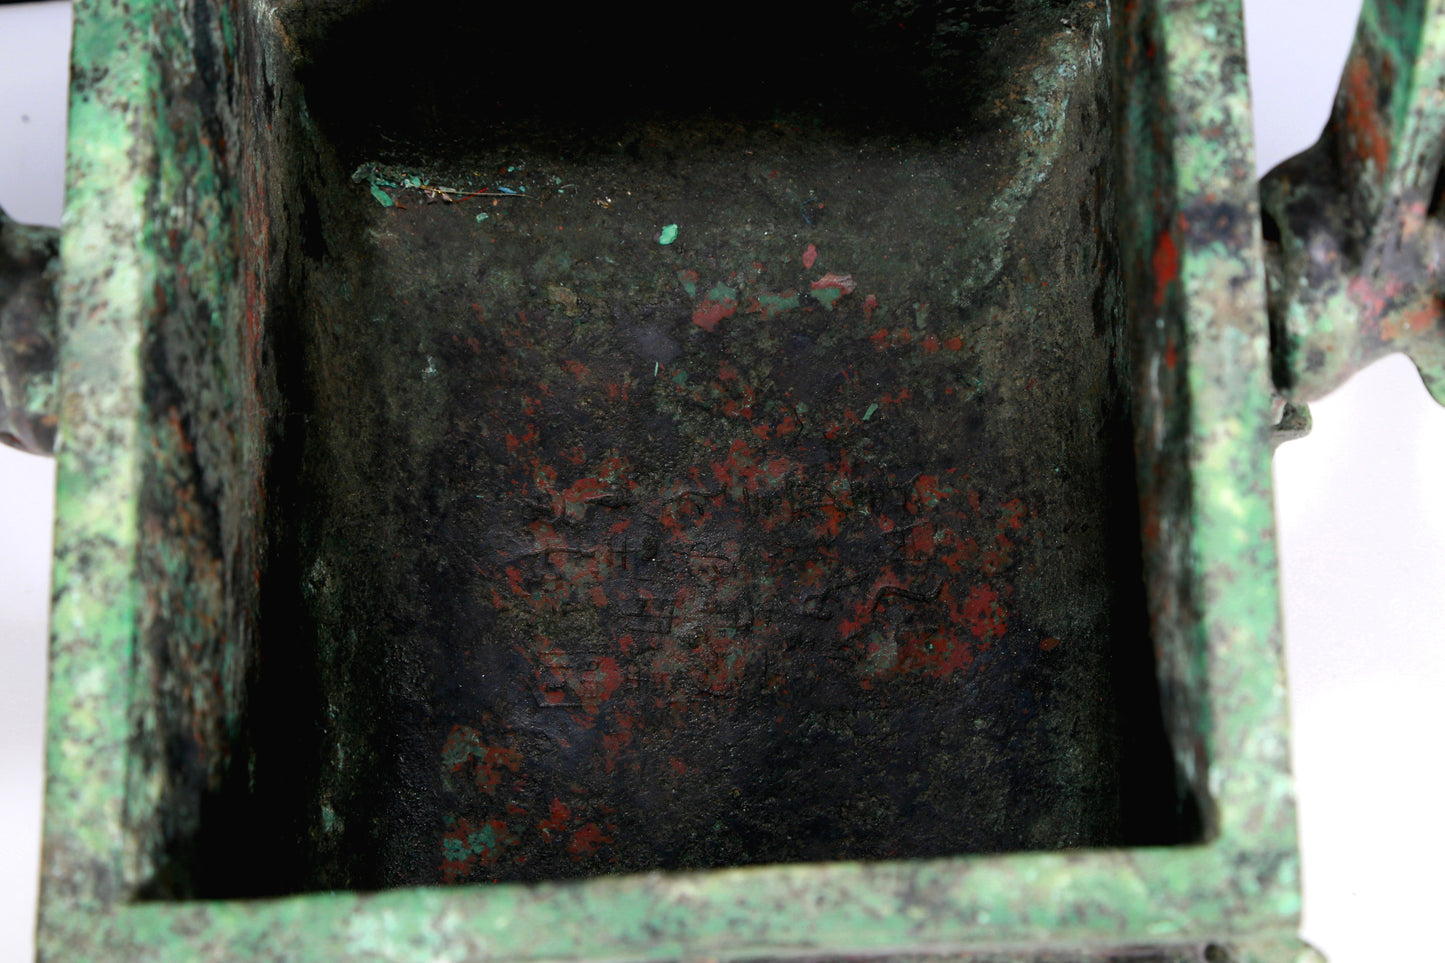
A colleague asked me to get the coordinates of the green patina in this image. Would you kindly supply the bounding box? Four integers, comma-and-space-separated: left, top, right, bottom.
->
20, 0, 1414, 960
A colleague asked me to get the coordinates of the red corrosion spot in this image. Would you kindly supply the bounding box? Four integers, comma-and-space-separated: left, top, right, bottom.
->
815, 500, 849, 539
585, 656, 623, 709
945, 335, 964, 351
539, 799, 572, 836
1347, 274, 1400, 324
1040, 636, 1061, 651
561, 476, 608, 520
440, 817, 517, 883
693, 297, 736, 331
442, 728, 525, 794
765, 455, 797, 482
1379, 295, 1441, 342
476, 747, 522, 792
908, 474, 953, 512
810, 272, 857, 294
961, 584, 1007, 640
568, 823, 613, 858
1345, 55, 1390, 174
907, 521, 936, 559
998, 498, 1027, 530
881, 388, 911, 409
165, 407, 195, 456
505, 424, 537, 454
863, 293, 879, 320
802, 243, 819, 268
1152, 228, 1179, 308
898, 628, 975, 678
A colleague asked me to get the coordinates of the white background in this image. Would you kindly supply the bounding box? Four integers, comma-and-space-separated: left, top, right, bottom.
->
2, 1, 1442, 960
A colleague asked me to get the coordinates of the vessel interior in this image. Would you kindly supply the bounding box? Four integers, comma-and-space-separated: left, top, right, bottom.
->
146, 0, 1202, 898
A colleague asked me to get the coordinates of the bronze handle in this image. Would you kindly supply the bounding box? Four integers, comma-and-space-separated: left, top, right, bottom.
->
1261, 0, 1445, 408
0, 205, 59, 455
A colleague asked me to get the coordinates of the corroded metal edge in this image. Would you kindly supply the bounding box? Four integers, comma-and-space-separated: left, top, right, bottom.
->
1124, 0, 1297, 856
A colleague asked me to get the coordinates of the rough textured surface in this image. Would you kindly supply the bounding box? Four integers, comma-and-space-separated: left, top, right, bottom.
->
35, 0, 1311, 960
243, 4, 1189, 893
0, 207, 59, 453
1261, 0, 1445, 405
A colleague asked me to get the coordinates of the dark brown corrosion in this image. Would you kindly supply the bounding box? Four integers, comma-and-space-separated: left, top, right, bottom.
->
130, 0, 1197, 898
